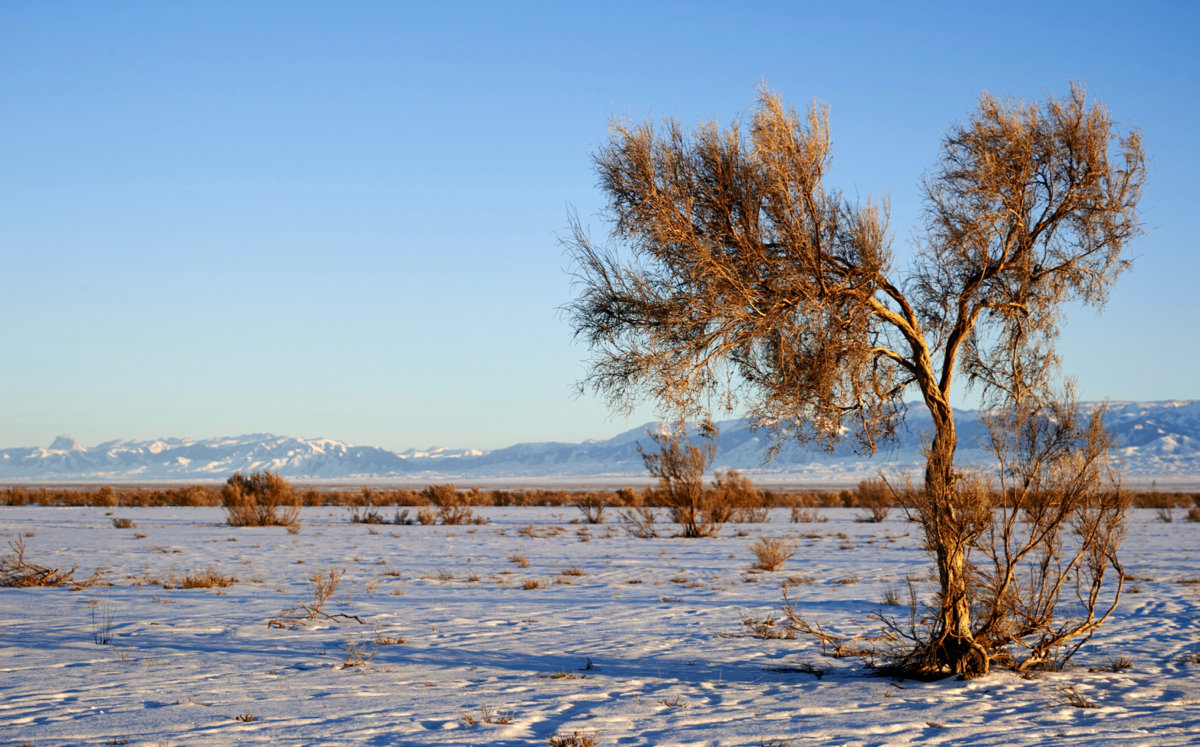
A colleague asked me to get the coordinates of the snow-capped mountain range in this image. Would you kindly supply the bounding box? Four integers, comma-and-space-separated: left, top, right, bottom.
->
2, 401, 1197, 487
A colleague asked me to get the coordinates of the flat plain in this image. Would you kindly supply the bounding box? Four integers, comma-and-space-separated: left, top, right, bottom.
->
2, 506, 1198, 746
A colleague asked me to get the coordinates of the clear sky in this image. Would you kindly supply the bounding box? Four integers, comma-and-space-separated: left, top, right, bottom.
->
2, 1, 1197, 452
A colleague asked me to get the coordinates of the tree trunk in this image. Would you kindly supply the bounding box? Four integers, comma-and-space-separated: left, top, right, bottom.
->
924, 407, 989, 676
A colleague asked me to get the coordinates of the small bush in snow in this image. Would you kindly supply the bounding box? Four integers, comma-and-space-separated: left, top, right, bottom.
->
749, 537, 795, 572
222, 471, 300, 528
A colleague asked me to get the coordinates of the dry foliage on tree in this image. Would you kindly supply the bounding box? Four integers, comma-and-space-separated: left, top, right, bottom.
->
567, 83, 1145, 676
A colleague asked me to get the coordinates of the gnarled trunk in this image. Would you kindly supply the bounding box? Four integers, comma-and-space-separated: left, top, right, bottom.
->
922, 406, 989, 676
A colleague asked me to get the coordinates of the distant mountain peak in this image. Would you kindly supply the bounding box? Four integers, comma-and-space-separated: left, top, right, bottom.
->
48, 435, 85, 452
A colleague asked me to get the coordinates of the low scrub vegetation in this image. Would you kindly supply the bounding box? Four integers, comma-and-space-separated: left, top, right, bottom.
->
749, 537, 796, 571
420, 484, 486, 525
173, 568, 238, 589
711, 469, 771, 523
548, 731, 599, 747
4, 480, 1195, 516
269, 567, 364, 629
222, 471, 300, 528
1, 537, 104, 588
640, 425, 721, 538
574, 495, 608, 524
852, 479, 893, 523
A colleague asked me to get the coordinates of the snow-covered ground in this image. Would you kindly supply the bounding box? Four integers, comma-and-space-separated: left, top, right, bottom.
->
1, 506, 1198, 746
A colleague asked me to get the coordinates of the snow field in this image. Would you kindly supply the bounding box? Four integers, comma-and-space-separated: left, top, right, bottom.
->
1, 507, 1198, 745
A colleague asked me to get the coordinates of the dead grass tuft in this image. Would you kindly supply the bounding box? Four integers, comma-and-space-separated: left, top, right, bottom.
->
374, 630, 405, 645
1089, 656, 1132, 672
739, 610, 795, 639
1057, 685, 1096, 708
341, 641, 377, 668
508, 553, 530, 568
174, 568, 237, 589
462, 705, 513, 726
479, 704, 513, 724
749, 537, 795, 571
548, 730, 600, 746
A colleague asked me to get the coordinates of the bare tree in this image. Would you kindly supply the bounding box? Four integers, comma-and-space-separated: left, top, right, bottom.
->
567, 84, 1144, 675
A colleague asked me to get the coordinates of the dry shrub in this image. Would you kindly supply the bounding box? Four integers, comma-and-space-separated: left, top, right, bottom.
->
421, 484, 484, 525
790, 497, 824, 523
548, 731, 599, 747
749, 537, 795, 571
1129, 491, 1192, 508
269, 567, 364, 628
614, 487, 640, 506
508, 553, 530, 568
90, 600, 115, 644
374, 630, 405, 645
175, 568, 237, 589
883, 397, 1128, 675
640, 425, 720, 538
348, 505, 413, 525
164, 484, 221, 507
575, 495, 608, 524
1057, 685, 1097, 709
711, 469, 770, 523
2, 483, 699, 509
341, 641, 377, 668
966, 400, 1127, 672
474, 705, 513, 725
621, 505, 659, 538
97, 485, 119, 507
1187, 507, 1200, 523
853, 478, 892, 523
1, 537, 104, 588
111, 518, 136, 529
3, 484, 223, 507
740, 609, 795, 639
222, 471, 300, 528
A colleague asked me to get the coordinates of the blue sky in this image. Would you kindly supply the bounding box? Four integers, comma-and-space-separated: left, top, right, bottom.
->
2, 1, 1197, 452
